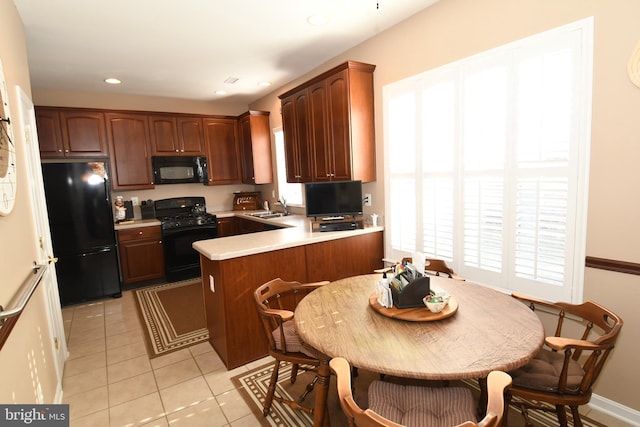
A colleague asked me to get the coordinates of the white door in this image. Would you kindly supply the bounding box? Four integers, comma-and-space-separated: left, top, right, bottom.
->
16, 86, 68, 400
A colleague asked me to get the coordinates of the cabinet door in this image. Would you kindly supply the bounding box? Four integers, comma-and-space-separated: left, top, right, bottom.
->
281, 96, 298, 183
203, 118, 241, 184
281, 91, 312, 183
237, 218, 265, 234
177, 117, 206, 155
309, 81, 332, 181
59, 110, 109, 157
216, 217, 238, 237
106, 113, 154, 190
325, 69, 352, 181
118, 226, 165, 284
149, 115, 180, 155
238, 114, 255, 184
35, 108, 65, 158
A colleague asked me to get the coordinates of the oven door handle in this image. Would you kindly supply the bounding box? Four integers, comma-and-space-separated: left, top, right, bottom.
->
162, 225, 217, 237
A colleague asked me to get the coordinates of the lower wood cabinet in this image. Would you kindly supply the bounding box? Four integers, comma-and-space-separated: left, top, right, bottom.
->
117, 226, 165, 284
216, 217, 238, 237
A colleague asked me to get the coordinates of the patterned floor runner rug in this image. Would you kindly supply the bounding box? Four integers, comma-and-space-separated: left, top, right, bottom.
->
134, 278, 209, 358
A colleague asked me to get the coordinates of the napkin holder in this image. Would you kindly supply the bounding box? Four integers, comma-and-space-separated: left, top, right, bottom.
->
390, 276, 431, 308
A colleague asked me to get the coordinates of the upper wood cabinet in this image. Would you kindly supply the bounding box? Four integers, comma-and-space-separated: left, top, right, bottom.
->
279, 60, 376, 183
280, 90, 312, 183
149, 115, 206, 156
203, 118, 242, 185
238, 111, 273, 185
36, 107, 108, 158
105, 113, 154, 190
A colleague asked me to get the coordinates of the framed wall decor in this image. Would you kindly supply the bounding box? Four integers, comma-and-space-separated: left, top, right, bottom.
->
0, 59, 16, 216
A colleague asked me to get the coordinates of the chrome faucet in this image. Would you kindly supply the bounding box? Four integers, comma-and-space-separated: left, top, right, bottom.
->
278, 196, 288, 216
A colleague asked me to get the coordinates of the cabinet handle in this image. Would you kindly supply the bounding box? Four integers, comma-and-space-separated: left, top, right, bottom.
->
57, 149, 63, 153
65, 149, 69, 153
159, 240, 162, 244
138, 231, 143, 235
175, 149, 179, 152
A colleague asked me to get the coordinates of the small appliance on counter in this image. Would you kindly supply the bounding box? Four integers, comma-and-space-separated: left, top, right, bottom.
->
141, 199, 155, 219
233, 191, 261, 211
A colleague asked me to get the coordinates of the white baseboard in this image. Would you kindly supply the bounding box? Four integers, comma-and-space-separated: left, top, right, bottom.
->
590, 393, 640, 426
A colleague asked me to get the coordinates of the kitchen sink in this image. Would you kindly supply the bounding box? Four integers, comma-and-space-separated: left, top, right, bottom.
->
248, 211, 287, 219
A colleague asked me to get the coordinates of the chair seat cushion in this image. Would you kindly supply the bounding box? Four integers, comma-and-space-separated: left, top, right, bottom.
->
510, 348, 585, 394
368, 381, 476, 427
272, 320, 328, 360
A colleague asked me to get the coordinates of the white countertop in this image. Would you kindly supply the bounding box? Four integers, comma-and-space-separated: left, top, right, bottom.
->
113, 218, 161, 230
194, 212, 383, 261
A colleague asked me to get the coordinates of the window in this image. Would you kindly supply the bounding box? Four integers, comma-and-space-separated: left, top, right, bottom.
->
273, 128, 303, 206
383, 18, 593, 302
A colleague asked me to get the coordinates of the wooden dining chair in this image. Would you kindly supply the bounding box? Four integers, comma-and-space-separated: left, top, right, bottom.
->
400, 257, 465, 280
330, 357, 512, 427
253, 278, 330, 419
505, 293, 624, 427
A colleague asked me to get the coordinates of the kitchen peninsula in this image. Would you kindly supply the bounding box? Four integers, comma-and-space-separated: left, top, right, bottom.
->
193, 213, 384, 369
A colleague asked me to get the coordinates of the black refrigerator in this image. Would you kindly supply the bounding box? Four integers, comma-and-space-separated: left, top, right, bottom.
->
42, 161, 122, 306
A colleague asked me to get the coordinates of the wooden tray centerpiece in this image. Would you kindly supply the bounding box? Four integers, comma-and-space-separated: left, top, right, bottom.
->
368, 293, 458, 322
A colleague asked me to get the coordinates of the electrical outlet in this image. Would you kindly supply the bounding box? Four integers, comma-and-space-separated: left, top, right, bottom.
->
130, 196, 139, 206
209, 275, 215, 293
364, 193, 372, 207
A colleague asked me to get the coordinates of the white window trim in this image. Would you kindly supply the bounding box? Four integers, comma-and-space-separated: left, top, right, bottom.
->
383, 17, 593, 303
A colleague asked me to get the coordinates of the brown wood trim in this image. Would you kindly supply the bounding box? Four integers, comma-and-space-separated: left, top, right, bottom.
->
585, 256, 640, 276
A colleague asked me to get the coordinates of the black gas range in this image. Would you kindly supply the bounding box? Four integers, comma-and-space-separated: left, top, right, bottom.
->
154, 197, 218, 282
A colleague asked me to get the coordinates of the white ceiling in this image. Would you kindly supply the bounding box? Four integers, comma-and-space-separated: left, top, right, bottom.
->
14, 0, 438, 105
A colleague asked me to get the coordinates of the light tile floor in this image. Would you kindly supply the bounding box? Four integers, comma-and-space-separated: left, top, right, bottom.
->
61, 289, 268, 427
61, 289, 631, 427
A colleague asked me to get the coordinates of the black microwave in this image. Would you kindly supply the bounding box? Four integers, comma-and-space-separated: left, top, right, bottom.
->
152, 156, 208, 185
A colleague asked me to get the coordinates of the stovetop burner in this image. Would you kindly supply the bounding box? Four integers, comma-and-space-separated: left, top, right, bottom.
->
154, 197, 217, 230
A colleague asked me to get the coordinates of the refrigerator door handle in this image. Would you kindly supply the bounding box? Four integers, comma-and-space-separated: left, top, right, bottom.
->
80, 247, 114, 257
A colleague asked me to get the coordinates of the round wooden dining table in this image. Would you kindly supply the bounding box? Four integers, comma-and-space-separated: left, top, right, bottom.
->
294, 273, 544, 427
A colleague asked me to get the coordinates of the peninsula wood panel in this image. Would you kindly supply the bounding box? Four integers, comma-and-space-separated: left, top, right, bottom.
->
200, 246, 308, 369
305, 231, 383, 282
199, 230, 384, 369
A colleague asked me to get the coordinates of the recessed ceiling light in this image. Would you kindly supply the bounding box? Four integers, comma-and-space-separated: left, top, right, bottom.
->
307, 14, 330, 26
104, 78, 121, 85
215, 90, 227, 95
257, 81, 272, 87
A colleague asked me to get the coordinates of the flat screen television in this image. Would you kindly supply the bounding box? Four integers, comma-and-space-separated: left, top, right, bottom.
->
305, 180, 363, 218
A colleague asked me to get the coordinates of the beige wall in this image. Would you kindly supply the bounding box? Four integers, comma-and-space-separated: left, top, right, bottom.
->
9, 0, 639, 416
250, 0, 640, 414
0, 0, 59, 403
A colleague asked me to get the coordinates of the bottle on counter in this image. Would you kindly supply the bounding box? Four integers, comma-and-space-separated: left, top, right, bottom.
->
376, 272, 393, 308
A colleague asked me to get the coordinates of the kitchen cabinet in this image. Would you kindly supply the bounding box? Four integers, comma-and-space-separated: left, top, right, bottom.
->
280, 90, 312, 183
236, 217, 267, 234
238, 111, 273, 184
150, 114, 206, 156
279, 60, 376, 183
216, 217, 238, 237
203, 118, 242, 185
117, 225, 165, 285
105, 113, 154, 190
36, 107, 108, 158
